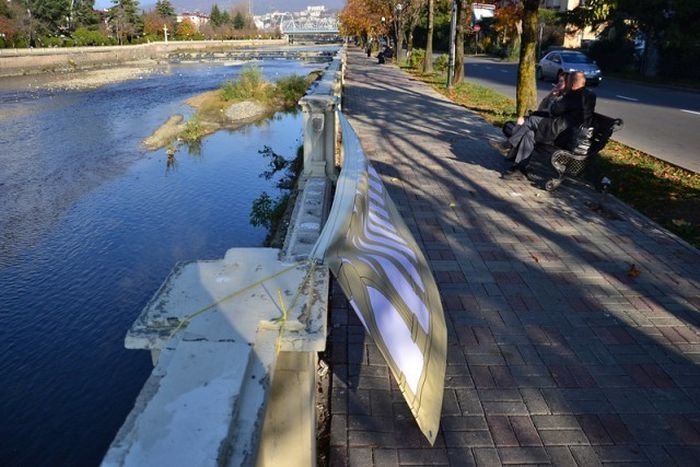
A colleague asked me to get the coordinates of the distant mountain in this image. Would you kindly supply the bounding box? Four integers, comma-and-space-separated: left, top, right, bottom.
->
137, 0, 345, 15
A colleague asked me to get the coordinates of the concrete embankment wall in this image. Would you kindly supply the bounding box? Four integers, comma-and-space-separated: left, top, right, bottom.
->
0, 40, 287, 77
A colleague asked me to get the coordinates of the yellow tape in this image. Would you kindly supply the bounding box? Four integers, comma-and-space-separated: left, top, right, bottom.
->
167, 261, 306, 339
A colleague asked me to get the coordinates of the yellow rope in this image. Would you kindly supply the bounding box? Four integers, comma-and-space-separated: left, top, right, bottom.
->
274, 260, 318, 354
277, 289, 289, 321
167, 261, 307, 339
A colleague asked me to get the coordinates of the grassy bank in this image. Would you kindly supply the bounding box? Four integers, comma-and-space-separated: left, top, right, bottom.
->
407, 68, 700, 248
182, 65, 317, 142
144, 66, 320, 152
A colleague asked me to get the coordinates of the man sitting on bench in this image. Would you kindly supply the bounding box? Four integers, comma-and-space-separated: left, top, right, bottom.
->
499, 71, 597, 180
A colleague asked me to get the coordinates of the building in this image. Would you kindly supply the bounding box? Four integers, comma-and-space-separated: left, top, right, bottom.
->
538, 0, 599, 48
176, 11, 209, 31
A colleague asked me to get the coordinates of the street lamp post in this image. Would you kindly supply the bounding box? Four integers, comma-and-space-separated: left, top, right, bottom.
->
395, 3, 403, 62
26, 9, 33, 48
380, 16, 386, 47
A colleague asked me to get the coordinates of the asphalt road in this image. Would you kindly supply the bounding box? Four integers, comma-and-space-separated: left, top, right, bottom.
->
464, 56, 700, 174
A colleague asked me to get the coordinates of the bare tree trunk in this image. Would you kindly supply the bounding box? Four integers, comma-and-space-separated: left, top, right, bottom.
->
453, 0, 467, 84
422, 0, 434, 74
516, 0, 539, 117
396, 17, 404, 62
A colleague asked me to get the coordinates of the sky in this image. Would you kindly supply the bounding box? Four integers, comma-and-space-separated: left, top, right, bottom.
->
93, 1, 344, 13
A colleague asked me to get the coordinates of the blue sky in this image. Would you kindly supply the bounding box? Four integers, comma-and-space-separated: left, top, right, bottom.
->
92, 1, 344, 13
93, 0, 156, 10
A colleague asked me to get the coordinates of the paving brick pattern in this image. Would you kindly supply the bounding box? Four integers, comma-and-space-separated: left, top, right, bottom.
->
328, 48, 700, 466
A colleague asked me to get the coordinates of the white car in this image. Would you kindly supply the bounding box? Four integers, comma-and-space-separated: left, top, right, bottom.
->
537, 50, 602, 86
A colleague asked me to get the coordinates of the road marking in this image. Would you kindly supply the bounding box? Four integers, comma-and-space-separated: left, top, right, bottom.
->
616, 95, 639, 102
681, 109, 700, 116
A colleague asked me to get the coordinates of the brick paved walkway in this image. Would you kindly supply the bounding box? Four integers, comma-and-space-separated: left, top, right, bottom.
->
327, 47, 700, 466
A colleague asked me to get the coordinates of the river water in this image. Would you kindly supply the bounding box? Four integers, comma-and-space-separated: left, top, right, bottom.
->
0, 57, 328, 466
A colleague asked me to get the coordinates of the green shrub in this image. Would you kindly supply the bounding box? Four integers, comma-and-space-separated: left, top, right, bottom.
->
274, 74, 308, 109
42, 36, 65, 47
72, 27, 111, 46
181, 116, 203, 142
408, 48, 425, 69
221, 67, 310, 108
222, 65, 270, 101
434, 54, 449, 73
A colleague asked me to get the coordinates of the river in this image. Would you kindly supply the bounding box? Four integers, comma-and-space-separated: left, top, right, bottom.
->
0, 57, 329, 466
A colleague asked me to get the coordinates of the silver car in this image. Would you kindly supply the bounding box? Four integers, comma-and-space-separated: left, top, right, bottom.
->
536, 50, 602, 86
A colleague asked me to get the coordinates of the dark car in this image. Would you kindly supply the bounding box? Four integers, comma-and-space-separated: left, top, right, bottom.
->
536, 50, 602, 86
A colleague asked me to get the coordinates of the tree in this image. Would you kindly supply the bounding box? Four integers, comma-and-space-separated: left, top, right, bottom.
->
453, 0, 469, 84
221, 11, 231, 25
338, 0, 453, 66
71, 1, 100, 31
339, 0, 392, 46
144, 0, 175, 40
23, 0, 66, 35
142, 11, 166, 38
233, 11, 245, 29
175, 17, 196, 39
403, 0, 426, 61
0, 2, 22, 46
515, 0, 539, 117
2, 0, 97, 44
155, 0, 175, 18
493, 1, 522, 58
210, 5, 224, 27
422, 0, 434, 73
108, 0, 143, 45
563, 0, 700, 78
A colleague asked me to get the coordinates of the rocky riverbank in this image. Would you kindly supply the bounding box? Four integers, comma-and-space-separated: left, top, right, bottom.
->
43, 61, 164, 90
0, 60, 165, 92
142, 97, 270, 151
0, 40, 287, 77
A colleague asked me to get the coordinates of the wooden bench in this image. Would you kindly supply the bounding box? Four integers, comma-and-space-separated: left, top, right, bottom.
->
502, 112, 623, 191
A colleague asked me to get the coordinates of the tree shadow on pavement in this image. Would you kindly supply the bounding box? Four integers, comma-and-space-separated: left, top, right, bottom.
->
327, 47, 700, 465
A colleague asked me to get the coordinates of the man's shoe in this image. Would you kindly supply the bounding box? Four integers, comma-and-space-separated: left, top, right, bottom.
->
501, 165, 519, 179
501, 165, 529, 181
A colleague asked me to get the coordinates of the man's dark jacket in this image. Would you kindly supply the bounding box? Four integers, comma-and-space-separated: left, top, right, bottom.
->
536, 87, 597, 147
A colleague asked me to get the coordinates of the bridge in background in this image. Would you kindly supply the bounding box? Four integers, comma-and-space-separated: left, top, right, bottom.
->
279, 17, 339, 37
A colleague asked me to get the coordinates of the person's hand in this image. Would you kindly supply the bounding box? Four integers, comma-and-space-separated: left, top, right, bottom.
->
516, 116, 525, 125
553, 80, 566, 95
